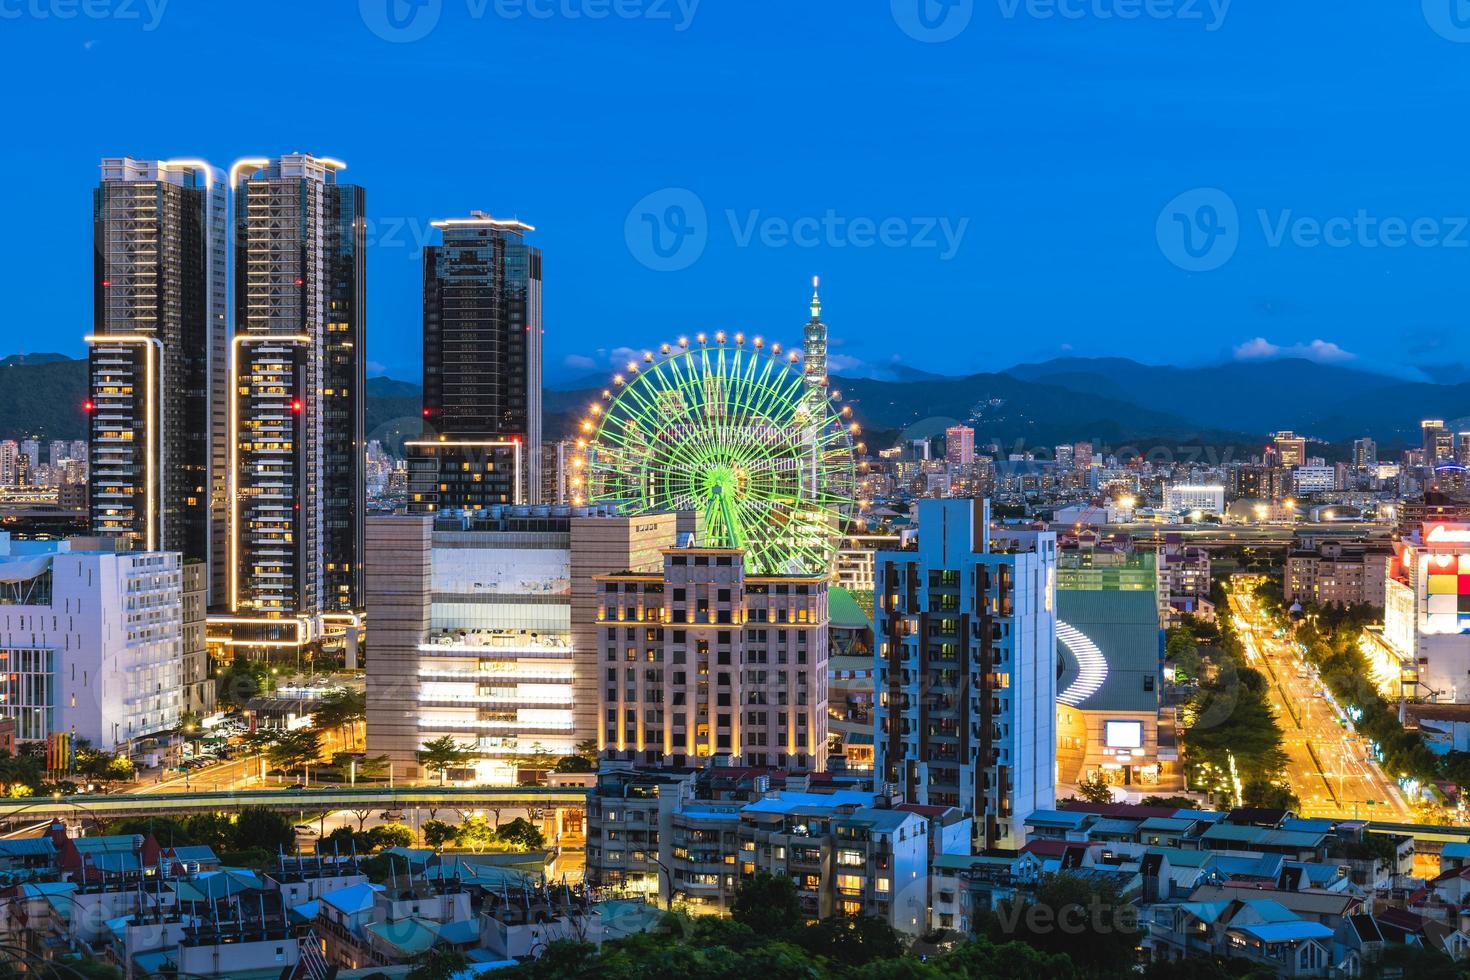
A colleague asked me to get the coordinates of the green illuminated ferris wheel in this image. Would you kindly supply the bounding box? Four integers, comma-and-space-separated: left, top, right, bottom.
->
580, 332, 859, 575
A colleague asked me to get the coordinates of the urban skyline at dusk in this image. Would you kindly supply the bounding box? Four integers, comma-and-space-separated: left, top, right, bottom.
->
3, 2, 1470, 382
10, 4, 1470, 978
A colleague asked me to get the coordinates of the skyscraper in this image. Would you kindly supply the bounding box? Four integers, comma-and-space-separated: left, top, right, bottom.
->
88, 157, 228, 603
1353, 437, 1377, 472
410, 213, 542, 511
1272, 430, 1306, 469
801, 276, 828, 418
1423, 419, 1452, 468
947, 426, 976, 466
874, 499, 1057, 852
223, 154, 365, 648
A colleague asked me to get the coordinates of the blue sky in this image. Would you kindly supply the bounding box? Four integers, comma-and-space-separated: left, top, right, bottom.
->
2, 0, 1470, 384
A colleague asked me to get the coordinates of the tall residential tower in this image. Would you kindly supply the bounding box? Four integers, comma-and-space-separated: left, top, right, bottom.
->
874, 499, 1058, 852
219, 154, 365, 652
410, 213, 543, 511
89, 157, 228, 603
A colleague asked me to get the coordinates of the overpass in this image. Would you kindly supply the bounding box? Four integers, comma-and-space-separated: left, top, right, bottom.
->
0, 785, 592, 821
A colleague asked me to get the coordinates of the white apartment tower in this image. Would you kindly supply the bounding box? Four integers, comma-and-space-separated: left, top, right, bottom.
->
873, 498, 1058, 852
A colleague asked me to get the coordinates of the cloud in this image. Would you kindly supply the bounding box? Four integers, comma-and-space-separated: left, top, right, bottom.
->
563, 354, 596, 371
1232, 338, 1356, 363
366, 361, 387, 375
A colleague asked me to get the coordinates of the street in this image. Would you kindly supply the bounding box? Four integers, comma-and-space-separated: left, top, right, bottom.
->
1226, 588, 1411, 821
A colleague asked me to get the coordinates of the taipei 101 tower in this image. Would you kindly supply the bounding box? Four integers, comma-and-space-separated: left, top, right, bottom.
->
802, 275, 828, 417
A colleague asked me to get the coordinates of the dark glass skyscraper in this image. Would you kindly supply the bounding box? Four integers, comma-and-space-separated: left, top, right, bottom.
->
410, 213, 543, 511
224, 154, 365, 649
89, 157, 228, 604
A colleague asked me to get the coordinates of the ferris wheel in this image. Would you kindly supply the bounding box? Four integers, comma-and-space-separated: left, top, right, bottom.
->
579, 332, 859, 576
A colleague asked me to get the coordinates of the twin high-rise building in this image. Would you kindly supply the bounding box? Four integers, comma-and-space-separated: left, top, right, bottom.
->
89, 154, 366, 654
410, 213, 543, 511
89, 157, 229, 604
228, 154, 366, 632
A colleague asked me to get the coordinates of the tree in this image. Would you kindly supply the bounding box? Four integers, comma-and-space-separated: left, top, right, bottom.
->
794, 915, 904, 969
731, 872, 801, 935
232, 808, 295, 852
979, 873, 1139, 974
216, 656, 269, 711
574, 737, 599, 766
555, 755, 596, 773
369, 824, 415, 851
496, 817, 546, 851
422, 819, 457, 851
456, 815, 496, 853
406, 943, 471, 980
416, 735, 473, 785
1074, 770, 1112, 804
312, 687, 367, 748
267, 728, 324, 779
182, 812, 235, 851
1242, 777, 1300, 812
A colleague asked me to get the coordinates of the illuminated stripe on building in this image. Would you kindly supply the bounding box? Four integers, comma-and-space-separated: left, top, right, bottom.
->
1056, 620, 1108, 707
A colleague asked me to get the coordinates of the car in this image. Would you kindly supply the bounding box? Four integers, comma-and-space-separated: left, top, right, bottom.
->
294, 824, 317, 835
380, 811, 404, 822
288, 782, 306, 790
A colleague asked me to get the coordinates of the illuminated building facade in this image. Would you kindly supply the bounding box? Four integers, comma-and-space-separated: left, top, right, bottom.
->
873, 498, 1058, 852
0, 534, 183, 752
595, 546, 831, 771
366, 507, 680, 781
89, 157, 228, 604
1380, 522, 1470, 702
219, 154, 365, 653
410, 213, 543, 512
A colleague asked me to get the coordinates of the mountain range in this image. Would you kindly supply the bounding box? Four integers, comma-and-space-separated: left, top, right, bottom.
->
5, 353, 1469, 452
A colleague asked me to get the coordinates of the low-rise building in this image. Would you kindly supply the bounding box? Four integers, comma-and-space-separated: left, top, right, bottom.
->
1285, 538, 1390, 609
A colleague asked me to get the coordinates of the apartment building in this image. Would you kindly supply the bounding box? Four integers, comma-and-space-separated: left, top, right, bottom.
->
584, 766, 965, 936
595, 545, 830, 771
873, 498, 1058, 852
1285, 538, 1390, 609
0, 534, 183, 752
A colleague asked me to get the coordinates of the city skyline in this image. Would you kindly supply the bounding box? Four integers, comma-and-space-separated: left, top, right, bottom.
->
3, 4, 1470, 383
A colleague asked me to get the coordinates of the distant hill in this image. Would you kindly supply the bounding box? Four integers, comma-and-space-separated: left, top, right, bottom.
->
0, 356, 88, 440
5, 353, 1467, 453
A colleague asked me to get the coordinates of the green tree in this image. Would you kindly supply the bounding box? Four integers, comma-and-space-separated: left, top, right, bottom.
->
456, 815, 496, 853
1242, 777, 1300, 812
216, 656, 269, 710
232, 807, 295, 852
731, 871, 801, 935
406, 944, 472, 980
794, 915, 904, 969
495, 817, 546, 851
1074, 770, 1112, 804
978, 873, 1139, 974
312, 687, 367, 747
369, 823, 415, 851
422, 819, 457, 851
554, 755, 596, 773
416, 735, 473, 785
267, 728, 324, 779
182, 812, 235, 851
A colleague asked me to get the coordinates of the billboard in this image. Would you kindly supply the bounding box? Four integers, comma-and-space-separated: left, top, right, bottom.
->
1104, 720, 1144, 749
